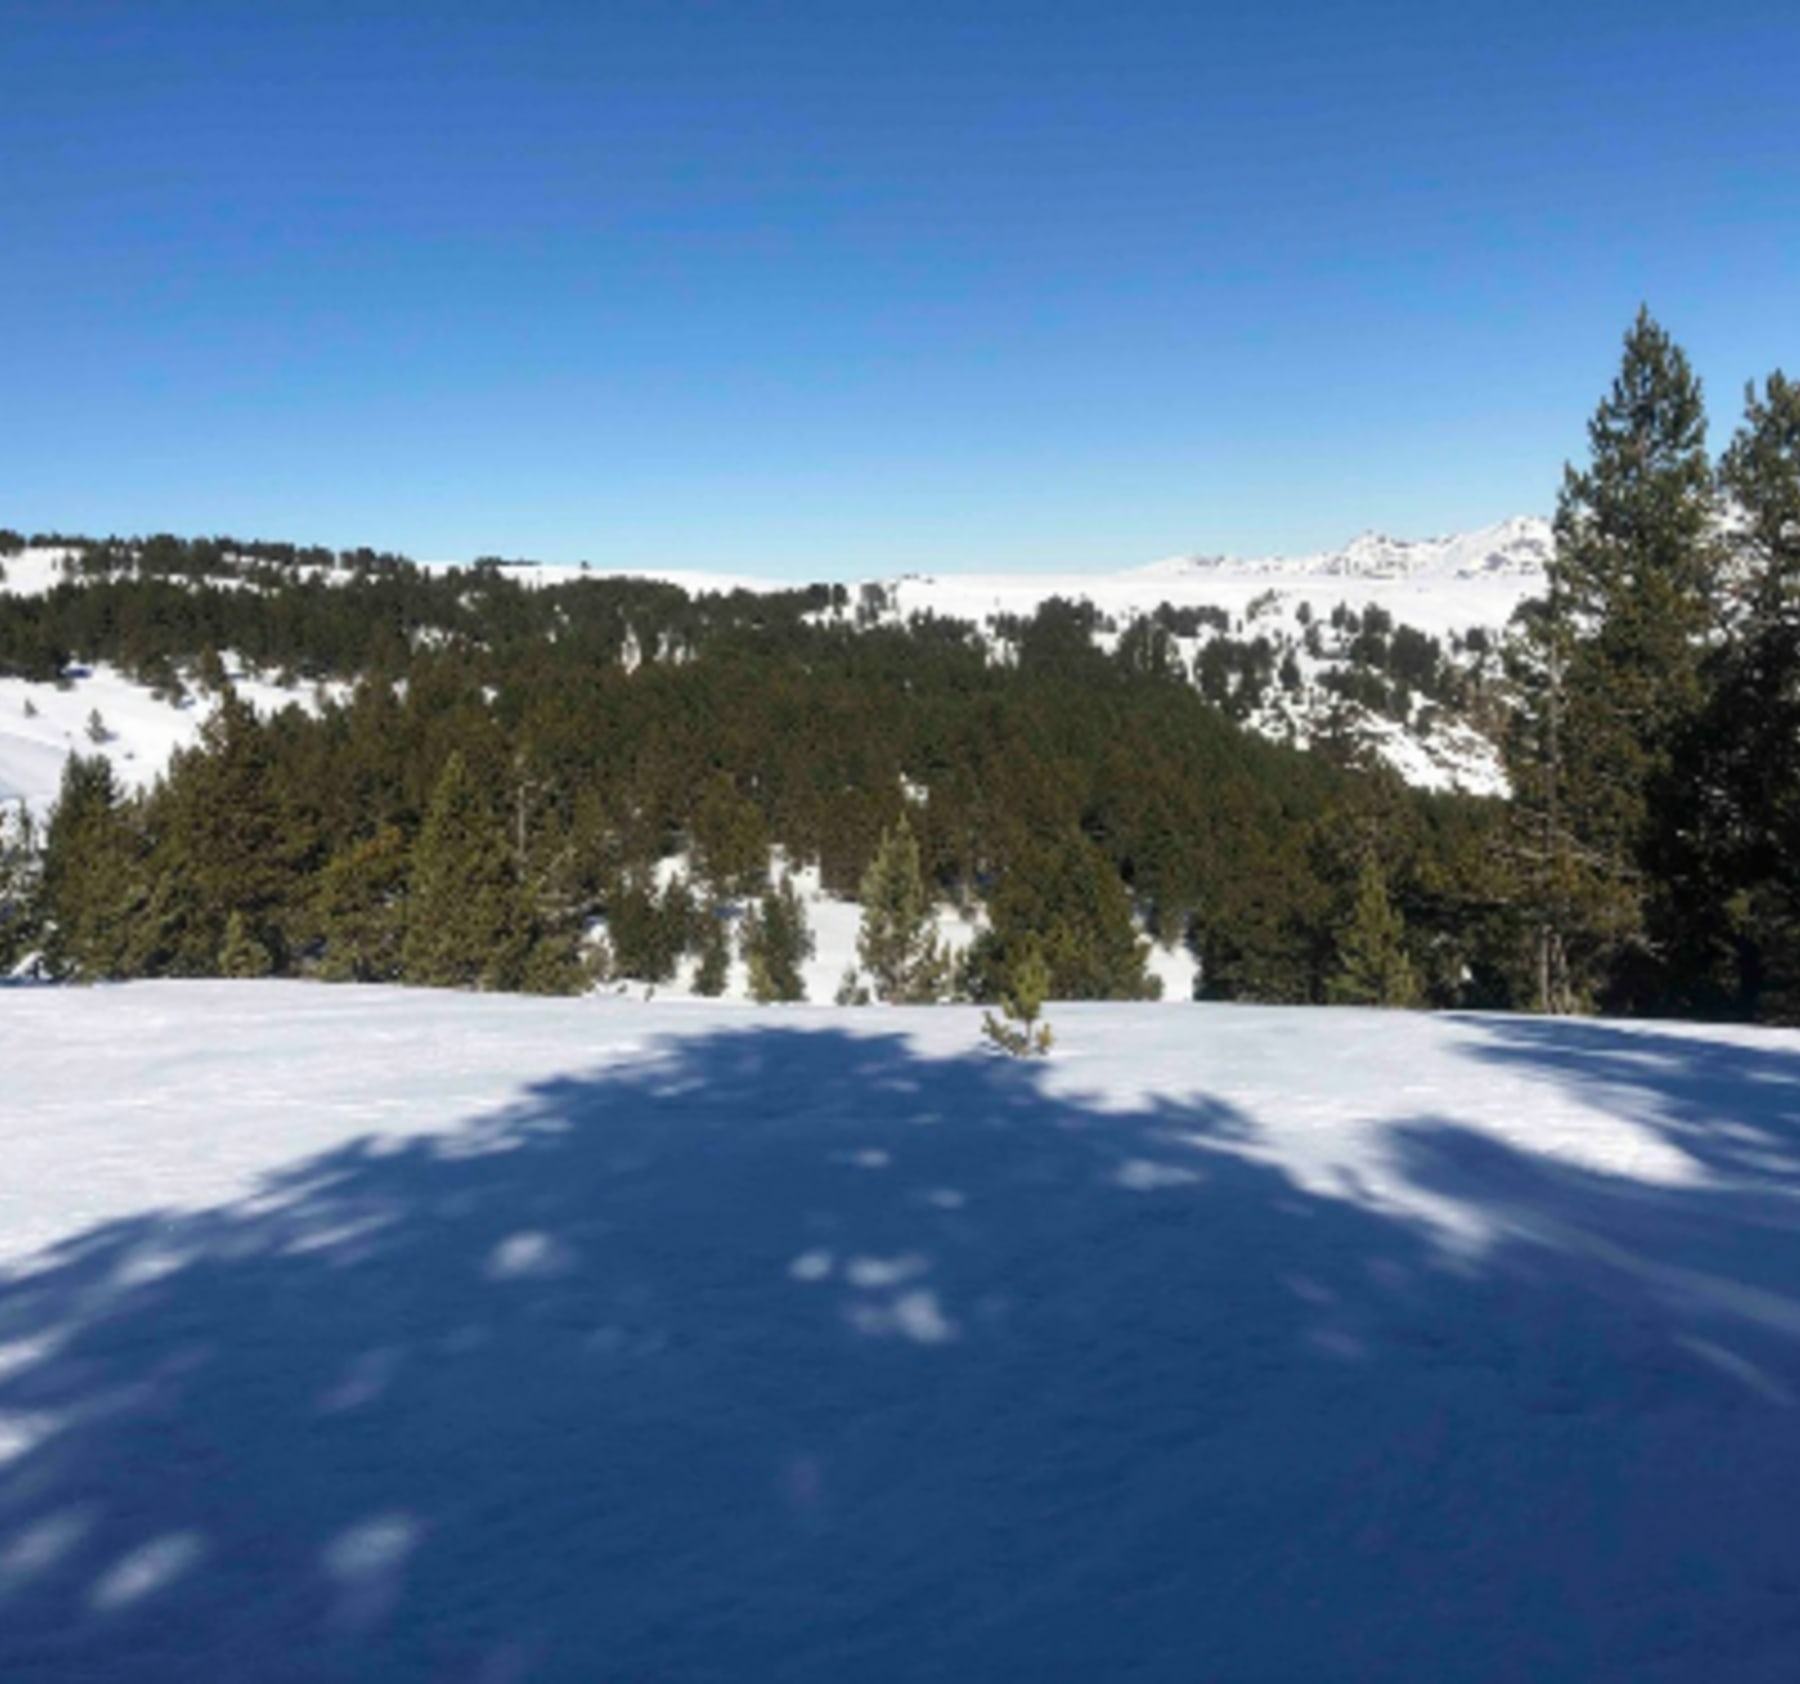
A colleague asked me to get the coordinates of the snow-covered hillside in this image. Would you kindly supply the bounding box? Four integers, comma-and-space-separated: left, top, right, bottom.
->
2, 983, 1796, 1679
860, 517, 1549, 797
4, 520, 1549, 803
0, 662, 341, 822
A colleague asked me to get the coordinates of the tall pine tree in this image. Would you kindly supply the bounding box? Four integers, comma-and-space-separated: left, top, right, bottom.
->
1508, 308, 1719, 1010
1665, 371, 1800, 1017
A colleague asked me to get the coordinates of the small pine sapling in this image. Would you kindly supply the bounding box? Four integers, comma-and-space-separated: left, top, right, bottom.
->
982, 942, 1054, 1056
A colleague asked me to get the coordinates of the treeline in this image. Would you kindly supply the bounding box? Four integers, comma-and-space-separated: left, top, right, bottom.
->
0, 577, 1512, 1005
0, 528, 1492, 759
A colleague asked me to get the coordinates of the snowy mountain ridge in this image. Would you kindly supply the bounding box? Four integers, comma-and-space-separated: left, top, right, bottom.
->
1136, 515, 1552, 584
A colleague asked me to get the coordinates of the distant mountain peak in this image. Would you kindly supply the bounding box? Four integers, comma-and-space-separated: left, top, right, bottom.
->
1143, 516, 1552, 583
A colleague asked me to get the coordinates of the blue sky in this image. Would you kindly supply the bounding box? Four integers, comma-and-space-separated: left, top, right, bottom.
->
3, 1, 1795, 578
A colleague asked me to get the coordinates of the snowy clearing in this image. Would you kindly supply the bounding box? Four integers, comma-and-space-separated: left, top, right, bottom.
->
3, 983, 1799, 1680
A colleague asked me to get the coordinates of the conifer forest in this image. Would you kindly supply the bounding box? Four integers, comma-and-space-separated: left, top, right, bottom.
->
3, 312, 1797, 1023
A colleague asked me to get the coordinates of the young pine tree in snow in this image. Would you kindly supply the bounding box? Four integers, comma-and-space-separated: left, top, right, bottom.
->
854, 815, 949, 1003
967, 831, 1154, 1003
691, 898, 732, 997
743, 874, 812, 1003
981, 940, 1054, 1056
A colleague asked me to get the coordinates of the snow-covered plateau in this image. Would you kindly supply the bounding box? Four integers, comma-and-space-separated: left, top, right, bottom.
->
881, 513, 1551, 643
3, 982, 1797, 1680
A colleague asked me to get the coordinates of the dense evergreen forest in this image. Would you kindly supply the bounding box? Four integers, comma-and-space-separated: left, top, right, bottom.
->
3, 310, 1796, 1020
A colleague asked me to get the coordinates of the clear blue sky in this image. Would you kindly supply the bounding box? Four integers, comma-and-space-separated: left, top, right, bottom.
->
3, 1, 1795, 577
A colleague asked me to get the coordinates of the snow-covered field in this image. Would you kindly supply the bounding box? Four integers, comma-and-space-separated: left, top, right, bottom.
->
4, 983, 1798, 1680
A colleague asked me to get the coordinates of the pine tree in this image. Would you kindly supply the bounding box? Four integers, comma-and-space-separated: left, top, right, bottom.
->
967, 831, 1154, 1002
742, 873, 812, 1002
691, 772, 770, 898
312, 826, 409, 982
147, 687, 297, 974
0, 801, 42, 972
1666, 371, 1800, 1017
981, 939, 1054, 1055
40, 754, 141, 979
692, 898, 732, 996
1328, 853, 1419, 1007
853, 815, 949, 1003
606, 870, 694, 984
1508, 308, 1720, 1009
403, 751, 535, 990
219, 909, 274, 978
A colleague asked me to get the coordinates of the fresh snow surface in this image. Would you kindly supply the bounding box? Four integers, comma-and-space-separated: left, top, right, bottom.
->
4, 982, 1798, 1681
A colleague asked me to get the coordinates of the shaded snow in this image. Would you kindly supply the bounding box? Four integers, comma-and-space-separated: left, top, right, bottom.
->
3, 982, 1799, 1680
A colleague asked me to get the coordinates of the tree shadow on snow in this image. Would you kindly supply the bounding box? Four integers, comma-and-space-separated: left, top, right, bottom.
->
3, 1018, 1800, 1682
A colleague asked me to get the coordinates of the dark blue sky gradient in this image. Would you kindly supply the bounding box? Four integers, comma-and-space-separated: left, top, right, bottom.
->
3, 1, 1795, 575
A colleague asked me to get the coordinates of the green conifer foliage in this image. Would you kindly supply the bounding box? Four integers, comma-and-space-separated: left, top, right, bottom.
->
1328, 853, 1419, 1007
968, 831, 1154, 1002
981, 940, 1054, 1055
41, 754, 141, 979
312, 826, 410, 982
1509, 308, 1720, 1009
402, 751, 535, 990
146, 687, 298, 974
0, 802, 42, 971
606, 871, 694, 984
1666, 371, 1800, 1017
743, 874, 812, 1002
691, 773, 770, 898
219, 909, 274, 978
692, 899, 732, 997
854, 815, 949, 1003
